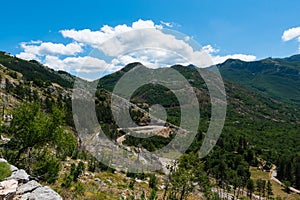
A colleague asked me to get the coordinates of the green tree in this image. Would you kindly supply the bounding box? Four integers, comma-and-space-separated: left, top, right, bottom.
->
283, 180, 291, 193
267, 180, 273, 199
169, 153, 210, 200
256, 179, 262, 197
246, 179, 255, 199
149, 174, 157, 189
4, 103, 75, 183
73, 161, 85, 182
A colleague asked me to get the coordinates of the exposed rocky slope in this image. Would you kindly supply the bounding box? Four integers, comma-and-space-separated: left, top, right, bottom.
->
0, 158, 62, 200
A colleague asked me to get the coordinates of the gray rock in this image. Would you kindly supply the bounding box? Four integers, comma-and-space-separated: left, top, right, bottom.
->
28, 186, 62, 200
0, 158, 7, 163
10, 164, 18, 172
94, 178, 106, 186
19, 192, 31, 200
0, 179, 18, 197
94, 178, 101, 182
7, 169, 30, 183
16, 180, 41, 195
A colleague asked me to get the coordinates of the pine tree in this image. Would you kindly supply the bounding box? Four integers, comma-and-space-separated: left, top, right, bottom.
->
246, 179, 255, 199
256, 179, 262, 197
267, 180, 273, 199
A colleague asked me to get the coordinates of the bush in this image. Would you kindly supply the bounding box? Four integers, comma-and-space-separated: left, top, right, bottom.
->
149, 174, 157, 189
0, 162, 11, 181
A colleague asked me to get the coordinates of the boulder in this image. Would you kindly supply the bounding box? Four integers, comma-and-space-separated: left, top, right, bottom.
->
19, 192, 31, 200
7, 170, 30, 183
28, 186, 62, 200
0, 158, 7, 163
16, 180, 41, 195
0, 179, 18, 198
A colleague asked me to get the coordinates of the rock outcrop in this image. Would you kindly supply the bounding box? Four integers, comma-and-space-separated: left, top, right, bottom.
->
0, 158, 62, 200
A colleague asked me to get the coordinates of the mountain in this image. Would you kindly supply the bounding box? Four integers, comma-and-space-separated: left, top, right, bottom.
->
98, 62, 299, 123
1, 52, 300, 199
217, 55, 300, 105
0, 51, 77, 88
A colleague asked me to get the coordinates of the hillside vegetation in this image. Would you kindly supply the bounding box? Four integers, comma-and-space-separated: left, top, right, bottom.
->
0, 53, 300, 199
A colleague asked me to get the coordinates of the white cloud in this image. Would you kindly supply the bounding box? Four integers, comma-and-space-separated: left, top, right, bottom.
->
202, 45, 219, 54
160, 21, 173, 28
60, 19, 162, 48
16, 52, 39, 61
282, 27, 300, 41
16, 41, 83, 59
16, 19, 257, 80
44, 55, 120, 73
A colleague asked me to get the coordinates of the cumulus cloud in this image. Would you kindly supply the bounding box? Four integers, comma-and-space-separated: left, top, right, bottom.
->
60, 19, 162, 48
202, 45, 220, 54
282, 27, 300, 41
17, 41, 83, 57
44, 55, 123, 73
16, 19, 256, 80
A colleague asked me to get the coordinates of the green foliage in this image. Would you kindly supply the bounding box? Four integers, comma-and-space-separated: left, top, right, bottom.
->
168, 153, 210, 200
256, 178, 266, 197
7, 71, 17, 79
0, 162, 11, 181
61, 174, 73, 188
149, 174, 157, 189
2, 103, 77, 183
267, 180, 273, 198
218, 57, 300, 105
148, 188, 157, 200
30, 149, 61, 184
246, 179, 255, 199
0, 52, 75, 88
73, 161, 85, 182
129, 178, 135, 190
283, 180, 291, 193
74, 182, 86, 196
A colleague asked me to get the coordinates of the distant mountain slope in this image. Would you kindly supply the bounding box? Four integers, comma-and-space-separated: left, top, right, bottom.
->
0, 52, 75, 88
217, 55, 300, 105
97, 63, 299, 123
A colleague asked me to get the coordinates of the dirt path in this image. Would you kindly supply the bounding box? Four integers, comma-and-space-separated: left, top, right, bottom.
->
270, 165, 300, 194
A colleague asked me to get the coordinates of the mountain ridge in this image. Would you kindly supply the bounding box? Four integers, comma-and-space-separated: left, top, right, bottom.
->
216, 55, 300, 105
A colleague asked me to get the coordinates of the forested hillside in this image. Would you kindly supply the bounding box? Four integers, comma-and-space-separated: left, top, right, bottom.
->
0, 53, 300, 199
217, 56, 300, 105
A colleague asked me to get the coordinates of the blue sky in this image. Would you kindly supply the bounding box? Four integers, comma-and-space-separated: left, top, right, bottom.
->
1, 0, 300, 79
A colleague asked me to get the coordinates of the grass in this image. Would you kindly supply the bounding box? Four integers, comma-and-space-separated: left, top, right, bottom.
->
0, 162, 11, 181
250, 166, 300, 200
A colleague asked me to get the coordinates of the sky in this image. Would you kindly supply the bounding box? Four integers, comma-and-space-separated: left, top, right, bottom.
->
1, 0, 300, 79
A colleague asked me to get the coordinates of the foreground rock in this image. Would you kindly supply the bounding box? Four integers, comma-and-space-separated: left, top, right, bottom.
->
7, 170, 30, 183
16, 181, 41, 195
0, 179, 18, 199
27, 186, 62, 200
0, 158, 62, 200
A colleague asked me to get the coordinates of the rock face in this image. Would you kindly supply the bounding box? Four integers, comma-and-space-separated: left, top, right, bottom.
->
16, 181, 41, 195
0, 158, 62, 200
27, 186, 62, 200
7, 170, 30, 183
0, 179, 18, 199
